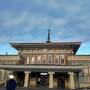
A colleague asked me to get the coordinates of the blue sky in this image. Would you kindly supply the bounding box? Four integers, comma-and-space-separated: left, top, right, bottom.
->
0, 0, 90, 55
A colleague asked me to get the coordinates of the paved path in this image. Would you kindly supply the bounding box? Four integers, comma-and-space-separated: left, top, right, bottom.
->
0, 86, 90, 90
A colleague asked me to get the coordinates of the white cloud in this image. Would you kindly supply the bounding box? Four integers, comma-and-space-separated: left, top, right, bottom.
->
0, 36, 11, 43
0, 0, 90, 44
54, 19, 67, 27
1, 12, 28, 27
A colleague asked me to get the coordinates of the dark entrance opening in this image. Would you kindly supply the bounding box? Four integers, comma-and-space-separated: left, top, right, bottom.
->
17, 71, 25, 87
58, 77, 65, 88
55, 72, 69, 89
40, 75, 48, 87
36, 72, 48, 87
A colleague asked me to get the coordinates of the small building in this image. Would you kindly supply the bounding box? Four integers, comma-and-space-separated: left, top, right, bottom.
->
0, 30, 90, 89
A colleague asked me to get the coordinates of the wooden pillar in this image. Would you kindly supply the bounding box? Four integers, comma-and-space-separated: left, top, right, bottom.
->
1, 70, 5, 80
75, 72, 79, 89
48, 72, 55, 88
26, 56, 29, 64
24, 56, 30, 87
69, 72, 75, 89
24, 72, 30, 87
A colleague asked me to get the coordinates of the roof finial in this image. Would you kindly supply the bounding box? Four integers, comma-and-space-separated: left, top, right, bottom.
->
46, 29, 51, 43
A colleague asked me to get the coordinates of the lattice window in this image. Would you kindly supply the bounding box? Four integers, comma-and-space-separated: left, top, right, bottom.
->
54, 54, 59, 64
48, 54, 52, 64
60, 55, 65, 65
37, 54, 41, 64
30, 55, 35, 64
42, 54, 47, 64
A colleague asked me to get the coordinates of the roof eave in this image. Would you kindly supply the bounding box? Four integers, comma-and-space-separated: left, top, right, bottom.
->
10, 42, 81, 52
